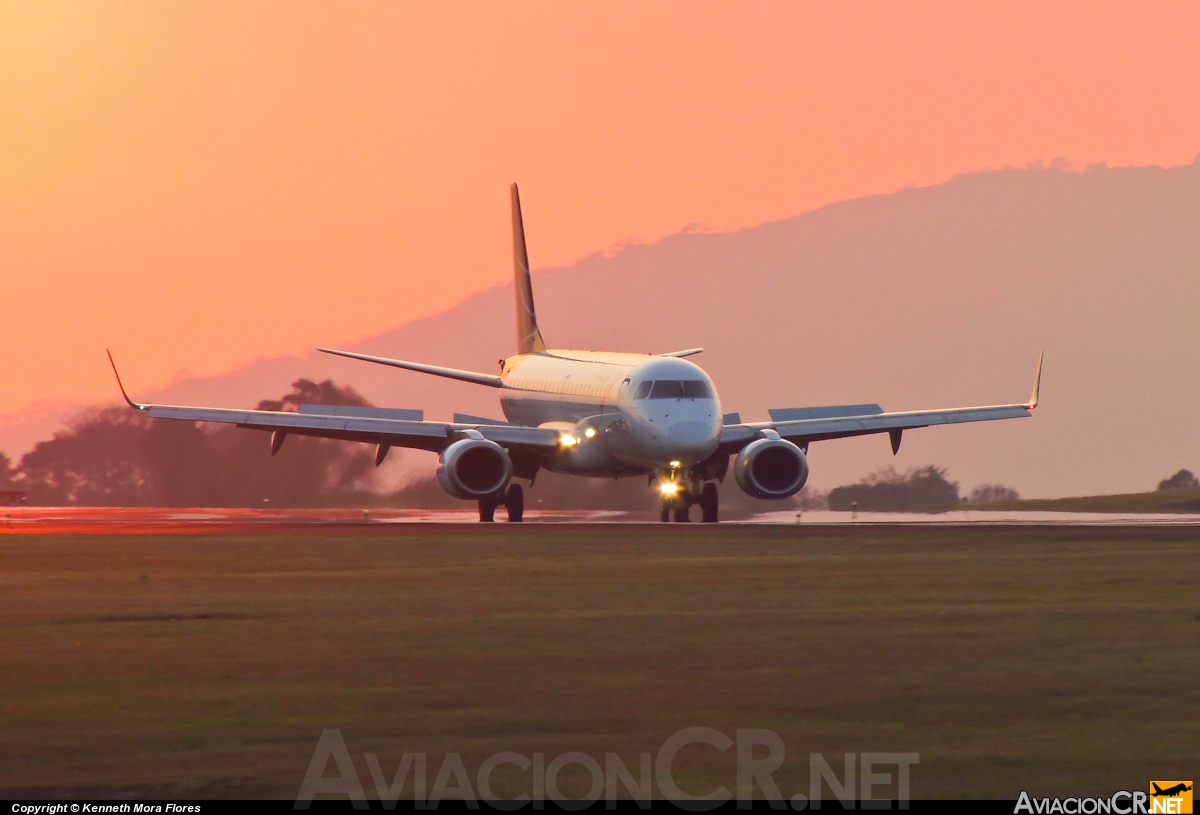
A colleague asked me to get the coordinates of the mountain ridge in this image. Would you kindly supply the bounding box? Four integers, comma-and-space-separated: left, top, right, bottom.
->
4, 159, 1198, 498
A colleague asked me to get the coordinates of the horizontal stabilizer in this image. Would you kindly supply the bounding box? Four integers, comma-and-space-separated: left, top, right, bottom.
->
768, 404, 884, 422
318, 347, 504, 388
661, 348, 703, 358
300, 405, 423, 421
452, 413, 514, 426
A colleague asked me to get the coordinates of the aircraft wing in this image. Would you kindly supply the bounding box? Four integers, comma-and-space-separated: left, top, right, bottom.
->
720, 352, 1042, 453
107, 354, 559, 455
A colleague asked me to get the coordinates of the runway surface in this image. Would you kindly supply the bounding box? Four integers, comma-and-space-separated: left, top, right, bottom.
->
2, 505, 1200, 534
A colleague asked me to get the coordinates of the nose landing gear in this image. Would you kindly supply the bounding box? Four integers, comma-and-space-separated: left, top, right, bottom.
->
660, 493, 691, 522
658, 479, 719, 523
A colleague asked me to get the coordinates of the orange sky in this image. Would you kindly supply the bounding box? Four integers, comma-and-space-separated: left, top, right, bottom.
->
2, 1, 1199, 416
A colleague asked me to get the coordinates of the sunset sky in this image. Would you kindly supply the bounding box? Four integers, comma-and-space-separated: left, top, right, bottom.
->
2, 1, 1199, 416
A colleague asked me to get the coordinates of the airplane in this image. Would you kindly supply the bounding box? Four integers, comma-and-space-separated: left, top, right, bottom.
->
108, 183, 1042, 523
1152, 783, 1192, 797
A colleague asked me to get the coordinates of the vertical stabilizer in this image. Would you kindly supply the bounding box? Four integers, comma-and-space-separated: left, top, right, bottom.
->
511, 183, 547, 354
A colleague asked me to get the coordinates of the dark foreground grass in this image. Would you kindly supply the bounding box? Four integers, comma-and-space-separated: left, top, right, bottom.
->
0, 524, 1197, 800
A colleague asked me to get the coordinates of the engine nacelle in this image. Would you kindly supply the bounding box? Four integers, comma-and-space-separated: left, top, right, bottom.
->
436, 438, 512, 500
733, 438, 809, 499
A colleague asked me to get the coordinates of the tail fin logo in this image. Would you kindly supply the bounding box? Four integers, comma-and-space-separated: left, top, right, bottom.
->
511, 183, 547, 355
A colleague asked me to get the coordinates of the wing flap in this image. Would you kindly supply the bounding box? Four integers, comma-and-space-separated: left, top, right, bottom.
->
299, 404, 423, 421
452, 413, 513, 426
133, 403, 559, 452
473, 424, 560, 448
766, 404, 1030, 442
719, 403, 1031, 452
143, 404, 448, 439
723, 354, 1043, 448
768, 404, 884, 422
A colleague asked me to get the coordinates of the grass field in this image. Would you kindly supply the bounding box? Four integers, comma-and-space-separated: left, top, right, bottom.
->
979, 487, 1200, 513
1, 523, 1197, 801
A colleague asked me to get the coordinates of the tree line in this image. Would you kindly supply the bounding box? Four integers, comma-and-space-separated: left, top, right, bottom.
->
825, 466, 1020, 512
0, 379, 375, 507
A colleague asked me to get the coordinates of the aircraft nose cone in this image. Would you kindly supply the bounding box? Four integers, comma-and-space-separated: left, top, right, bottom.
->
669, 420, 709, 444
666, 420, 717, 462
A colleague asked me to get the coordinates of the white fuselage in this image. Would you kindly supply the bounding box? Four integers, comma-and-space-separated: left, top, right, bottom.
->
499, 350, 723, 477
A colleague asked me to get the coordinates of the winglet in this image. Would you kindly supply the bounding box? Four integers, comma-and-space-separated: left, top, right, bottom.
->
106, 350, 145, 410
1027, 350, 1043, 409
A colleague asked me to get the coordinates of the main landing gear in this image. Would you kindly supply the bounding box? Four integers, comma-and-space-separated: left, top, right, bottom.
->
504, 483, 524, 522
660, 481, 720, 523
479, 483, 524, 523
698, 482, 719, 523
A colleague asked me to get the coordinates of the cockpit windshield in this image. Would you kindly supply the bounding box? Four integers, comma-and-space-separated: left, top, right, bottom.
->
634, 380, 714, 399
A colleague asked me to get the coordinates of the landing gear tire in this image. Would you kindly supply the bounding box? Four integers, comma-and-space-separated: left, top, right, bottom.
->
660, 500, 672, 523
478, 494, 498, 523
505, 483, 524, 523
699, 482, 719, 523
673, 488, 691, 523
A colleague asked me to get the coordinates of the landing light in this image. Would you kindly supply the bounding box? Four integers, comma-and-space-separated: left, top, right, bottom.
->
584, 427, 596, 438
660, 482, 679, 495
560, 433, 578, 447
669, 460, 681, 469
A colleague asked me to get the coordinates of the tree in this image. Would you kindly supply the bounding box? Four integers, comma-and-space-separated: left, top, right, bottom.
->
0, 452, 14, 489
828, 465, 960, 512
16, 379, 375, 507
968, 484, 1021, 504
255, 378, 372, 412
1157, 469, 1199, 491
18, 407, 154, 505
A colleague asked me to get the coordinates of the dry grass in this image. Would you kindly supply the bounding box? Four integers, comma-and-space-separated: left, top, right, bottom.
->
978, 487, 1200, 513
0, 523, 1197, 800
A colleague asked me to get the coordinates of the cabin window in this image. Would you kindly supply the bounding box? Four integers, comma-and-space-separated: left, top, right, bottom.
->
633, 381, 653, 399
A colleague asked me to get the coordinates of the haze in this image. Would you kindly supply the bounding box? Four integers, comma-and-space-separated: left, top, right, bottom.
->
2, 2, 1199, 497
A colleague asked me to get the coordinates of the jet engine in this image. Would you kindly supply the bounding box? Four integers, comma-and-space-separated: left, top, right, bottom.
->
733, 438, 809, 499
436, 438, 512, 499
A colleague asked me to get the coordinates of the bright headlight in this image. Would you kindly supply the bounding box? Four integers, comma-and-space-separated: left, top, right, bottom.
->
584, 427, 596, 438
560, 433, 578, 447
660, 482, 679, 495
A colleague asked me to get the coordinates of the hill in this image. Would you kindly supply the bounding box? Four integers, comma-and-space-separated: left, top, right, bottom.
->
3, 158, 1200, 498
